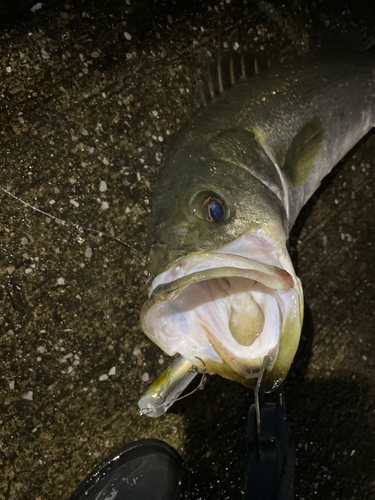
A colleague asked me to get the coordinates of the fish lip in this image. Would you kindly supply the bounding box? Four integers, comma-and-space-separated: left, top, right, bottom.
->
140, 251, 295, 357
147, 252, 294, 303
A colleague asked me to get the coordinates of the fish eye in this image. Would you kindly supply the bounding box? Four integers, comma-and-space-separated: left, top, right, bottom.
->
189, 191, 228, 222
201, 196, 225, 222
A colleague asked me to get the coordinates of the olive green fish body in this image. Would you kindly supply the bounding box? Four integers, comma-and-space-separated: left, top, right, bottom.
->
142, 52, 375, 394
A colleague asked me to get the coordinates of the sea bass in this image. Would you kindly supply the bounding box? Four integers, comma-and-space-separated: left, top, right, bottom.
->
138, 50, 375, 416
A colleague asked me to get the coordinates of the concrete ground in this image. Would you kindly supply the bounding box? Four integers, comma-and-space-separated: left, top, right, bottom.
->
0, 1, 375, 499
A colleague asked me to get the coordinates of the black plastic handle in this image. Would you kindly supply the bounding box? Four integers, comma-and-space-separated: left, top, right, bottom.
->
244, 396, 295, 500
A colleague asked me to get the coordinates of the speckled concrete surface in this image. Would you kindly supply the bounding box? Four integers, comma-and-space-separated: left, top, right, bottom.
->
1, 1, 375, 499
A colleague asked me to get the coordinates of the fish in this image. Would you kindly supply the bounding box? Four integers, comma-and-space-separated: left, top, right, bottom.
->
138, 47, 375, 416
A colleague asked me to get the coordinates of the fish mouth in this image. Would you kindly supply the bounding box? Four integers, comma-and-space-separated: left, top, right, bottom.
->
141, 234, 303, 391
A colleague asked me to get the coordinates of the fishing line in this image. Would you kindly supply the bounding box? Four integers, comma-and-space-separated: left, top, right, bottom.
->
169, 370, 207, 403
254, 353, 271, 461
0, 185, 139, 254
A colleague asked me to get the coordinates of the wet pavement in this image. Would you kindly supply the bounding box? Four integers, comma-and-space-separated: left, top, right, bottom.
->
1, 1, 375, 499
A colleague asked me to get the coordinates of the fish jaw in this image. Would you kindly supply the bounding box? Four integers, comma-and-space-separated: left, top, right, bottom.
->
141, 232, 303, 390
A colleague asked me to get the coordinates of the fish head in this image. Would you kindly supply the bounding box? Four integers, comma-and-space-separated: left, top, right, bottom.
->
142, 140, 303, 390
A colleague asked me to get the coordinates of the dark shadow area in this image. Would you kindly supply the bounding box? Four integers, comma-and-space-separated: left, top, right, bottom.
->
0, 0, 64, 29
178, 365, 375, 499
287, 379, 375, 500
178, 299, 375, 499
177, 375, 252, 500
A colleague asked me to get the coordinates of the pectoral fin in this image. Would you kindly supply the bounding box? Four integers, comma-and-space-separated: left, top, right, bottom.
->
283, 117, 324, 187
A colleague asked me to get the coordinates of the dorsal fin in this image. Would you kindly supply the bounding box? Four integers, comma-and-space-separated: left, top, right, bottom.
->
195, 49, 272, 108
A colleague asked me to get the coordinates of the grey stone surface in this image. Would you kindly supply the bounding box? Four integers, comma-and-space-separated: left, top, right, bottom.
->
0, 1, 375, 499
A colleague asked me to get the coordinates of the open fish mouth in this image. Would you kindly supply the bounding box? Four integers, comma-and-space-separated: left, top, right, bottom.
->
141, 234, 303, 391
